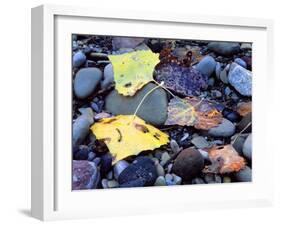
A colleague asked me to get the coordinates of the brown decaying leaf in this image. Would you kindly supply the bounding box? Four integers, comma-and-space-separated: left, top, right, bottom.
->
165, 96, 223, 130
236, 101, 252, 116
204, 145, 246, 174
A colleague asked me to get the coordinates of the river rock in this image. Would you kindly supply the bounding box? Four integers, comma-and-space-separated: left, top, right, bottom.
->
101, 64, 114, 89
72, 160, 100, 190
154, 176, 166, 186
243, 134, 252, 161
215, 62, 221, 79
156, 163, 165, 176
172, 147, 204, 181
228, 63, 252, 96
105, 83, 168, 125
207, 118, 235, 137
100, 152, 112, 176
118, 157, 157, 187
73, 51, 86, 67
207, 42, 240, 56
112, 37, 145, 50
191, 136, 210, 149
234, 58, 247, 68
196, 56, 216, 77
234, 166, 252, 182
72, 108, 94, 147
160, 152, 171, 166
74, 68, 102, 99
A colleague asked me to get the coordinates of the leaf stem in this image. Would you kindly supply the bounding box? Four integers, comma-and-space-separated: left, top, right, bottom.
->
131, 81, 165, 123
152, 79, 176, 98
232, 122, 252, 145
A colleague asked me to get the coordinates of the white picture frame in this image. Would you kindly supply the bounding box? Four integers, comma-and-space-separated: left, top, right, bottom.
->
31, 4, 274, 221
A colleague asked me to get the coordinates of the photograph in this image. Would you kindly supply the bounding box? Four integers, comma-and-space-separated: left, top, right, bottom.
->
71, 35, 252, 190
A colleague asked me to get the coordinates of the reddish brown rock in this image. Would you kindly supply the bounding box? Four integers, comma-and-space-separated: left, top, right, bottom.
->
72, 160, 100, 190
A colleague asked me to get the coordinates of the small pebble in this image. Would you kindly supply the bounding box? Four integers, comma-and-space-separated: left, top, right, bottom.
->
167, 163, 173, 173
170, 139, 181, 153
191, 136, 210, 149
172, 174, 182, 185
106, 171, 113, 180
192, 178, 205, 184
235, 166, 252, 182
93, 157, 101, 165
223, 176, 232, 183
107, 180, 119, 188
87, 151, 96, 161
156, 164, 165, 177
160, 152, 171, 166
102, 179, 108, 189
154, 176, 166, 186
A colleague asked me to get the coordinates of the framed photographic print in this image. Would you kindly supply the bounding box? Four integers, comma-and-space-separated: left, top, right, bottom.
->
31, 4, 274, 221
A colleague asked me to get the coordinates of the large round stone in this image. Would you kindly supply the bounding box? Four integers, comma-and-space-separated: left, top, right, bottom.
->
172, 147, 204, 181
74, 68, 102, 99
105, 83, 168, 126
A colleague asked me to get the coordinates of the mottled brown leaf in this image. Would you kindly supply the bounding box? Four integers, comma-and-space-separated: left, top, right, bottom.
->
165, 96, 223, 130
204, 145, 246, 174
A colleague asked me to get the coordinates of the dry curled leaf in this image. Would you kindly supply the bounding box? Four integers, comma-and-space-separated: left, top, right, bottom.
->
236, 101, 252, 116
204, 145, 246, 174
108, 50, 160, 96
165, 96, 223, 130
91, 115, 169, 164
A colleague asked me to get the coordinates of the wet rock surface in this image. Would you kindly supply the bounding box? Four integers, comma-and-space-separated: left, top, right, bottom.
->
105, 83, 168, 126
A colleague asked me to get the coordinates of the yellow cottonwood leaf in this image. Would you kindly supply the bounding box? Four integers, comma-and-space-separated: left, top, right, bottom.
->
91, 115, 169, 164
108, 50, 160, 96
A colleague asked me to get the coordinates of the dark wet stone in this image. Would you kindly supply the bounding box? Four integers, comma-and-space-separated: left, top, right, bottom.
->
172, 147, 204, 181
207, 42, 240, 56
74, 145, 89, 160
234, 166, 252, 182
100, 152, 112, 176
118, 157, 157, 187
237, 113, 252, 133
222, 108, 241, 122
